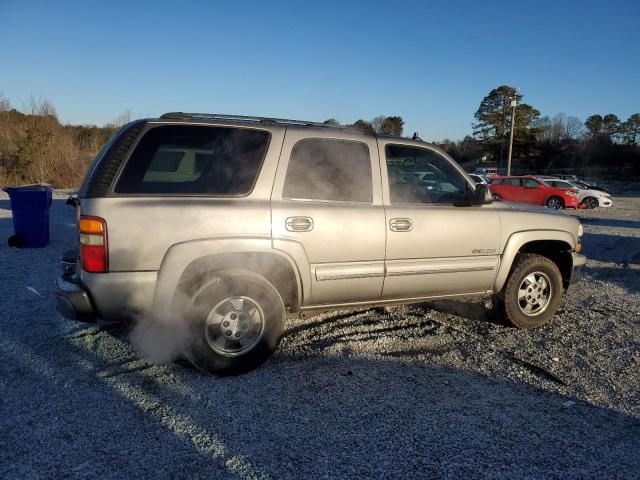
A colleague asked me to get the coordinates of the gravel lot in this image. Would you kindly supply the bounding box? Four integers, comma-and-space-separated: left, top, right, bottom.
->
1, 190, 639, 479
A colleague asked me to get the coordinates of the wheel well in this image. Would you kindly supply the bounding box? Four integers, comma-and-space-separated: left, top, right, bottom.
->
176, 252, 300, 311
517, 240, 573, 289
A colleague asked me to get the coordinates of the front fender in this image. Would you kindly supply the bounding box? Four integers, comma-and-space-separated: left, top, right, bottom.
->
493, 230, 575, 293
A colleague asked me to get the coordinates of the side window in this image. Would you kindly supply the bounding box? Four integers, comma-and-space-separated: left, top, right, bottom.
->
115, 125, 269, 195
385, 144, 471, 204
504, 178, 521, 186
283, 138, 372, 202
523, 179, 540, 188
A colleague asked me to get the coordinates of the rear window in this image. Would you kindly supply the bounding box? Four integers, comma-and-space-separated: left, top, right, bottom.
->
115, 125, 269, 195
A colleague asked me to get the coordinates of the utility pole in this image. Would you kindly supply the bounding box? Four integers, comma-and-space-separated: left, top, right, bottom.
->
506, 97, 517, 175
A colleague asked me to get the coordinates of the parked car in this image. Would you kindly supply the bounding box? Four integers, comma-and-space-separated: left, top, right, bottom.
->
489, 176, 579, 210
536, 175, 611, 196
572, 180, 611, 195
468, 173, 488, 185
410, 171, 459, 192
55, 112, 585, 374
555, 174, 578, 182
542, 179, 613, 209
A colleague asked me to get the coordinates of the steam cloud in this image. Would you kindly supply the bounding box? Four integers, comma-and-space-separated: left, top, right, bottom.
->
129, 300, 191, 365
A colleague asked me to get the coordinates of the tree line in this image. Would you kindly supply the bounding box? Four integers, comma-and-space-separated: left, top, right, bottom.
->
440, 85, 640, 176
1, 88, 637, 188
323, 115, 405, 136
0, 96, 129, 187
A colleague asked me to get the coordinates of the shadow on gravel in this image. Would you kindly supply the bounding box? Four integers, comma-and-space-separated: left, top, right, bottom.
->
4, 326, 639, 479
419, 299, 510, 327
580, 217, 640, 229
582, 232, 640, 264
586, 266, 640, 294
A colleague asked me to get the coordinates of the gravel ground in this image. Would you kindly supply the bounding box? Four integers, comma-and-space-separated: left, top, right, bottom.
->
1, 190, 639, 479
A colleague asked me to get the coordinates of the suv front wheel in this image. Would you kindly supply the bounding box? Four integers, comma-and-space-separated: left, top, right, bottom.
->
499, 254, 564, 329
184, 269, 285, 375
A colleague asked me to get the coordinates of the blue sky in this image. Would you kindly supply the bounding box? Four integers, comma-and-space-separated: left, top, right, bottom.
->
2, 0, 639, 140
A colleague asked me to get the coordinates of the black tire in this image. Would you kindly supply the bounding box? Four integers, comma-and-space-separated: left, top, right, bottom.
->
582, 197, 599, 209
546, 196, 564, 210
499, 254, 564, 329
184, 269, 285, 375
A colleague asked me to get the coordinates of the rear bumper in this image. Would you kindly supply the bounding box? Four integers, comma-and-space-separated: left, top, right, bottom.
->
55, 275, 96, 322
570, 252, 586, 285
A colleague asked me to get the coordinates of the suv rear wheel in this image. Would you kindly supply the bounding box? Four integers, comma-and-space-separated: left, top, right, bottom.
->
184, 269, 285, 375
499, 254, 564, 329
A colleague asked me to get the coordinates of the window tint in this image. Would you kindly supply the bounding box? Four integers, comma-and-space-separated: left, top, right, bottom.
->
503, 178, 521, 186
283, 138, 372, 202
147, 150, 184, 172
385, 145, 470, 204
115, 125, 269, 195
523, 179, 540, 188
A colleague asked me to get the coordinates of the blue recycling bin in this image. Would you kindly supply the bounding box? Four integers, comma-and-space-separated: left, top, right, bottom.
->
3, 184, 53, 248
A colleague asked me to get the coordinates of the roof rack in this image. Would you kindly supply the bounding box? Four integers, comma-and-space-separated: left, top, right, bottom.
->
159, 112, 364, 132
158, 112, 434, 144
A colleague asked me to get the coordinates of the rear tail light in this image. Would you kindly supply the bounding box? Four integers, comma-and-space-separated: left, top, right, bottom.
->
79, 216, 108, 273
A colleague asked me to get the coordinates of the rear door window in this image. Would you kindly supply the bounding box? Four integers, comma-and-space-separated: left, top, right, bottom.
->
283, 138, 372, 202
115, 125, 269, 195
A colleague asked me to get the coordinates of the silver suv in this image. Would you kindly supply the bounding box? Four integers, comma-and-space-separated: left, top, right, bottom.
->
56, 112, 586, 374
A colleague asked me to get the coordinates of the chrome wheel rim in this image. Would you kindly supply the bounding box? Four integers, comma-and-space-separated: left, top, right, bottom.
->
204, 296, 265, 356
517, 271, 552, 316
548, 198, 562, 210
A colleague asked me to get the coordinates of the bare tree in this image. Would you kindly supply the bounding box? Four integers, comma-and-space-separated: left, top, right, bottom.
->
371, 116, 386, 133
565, 116, 584, 139
107, 110, 133, 129
0, 94, 10, 111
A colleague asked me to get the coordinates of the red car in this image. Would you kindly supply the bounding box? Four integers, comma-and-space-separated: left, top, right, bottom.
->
489, 176, 579, 210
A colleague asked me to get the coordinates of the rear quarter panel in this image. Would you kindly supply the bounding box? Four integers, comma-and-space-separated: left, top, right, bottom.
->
79, 123, 285, 272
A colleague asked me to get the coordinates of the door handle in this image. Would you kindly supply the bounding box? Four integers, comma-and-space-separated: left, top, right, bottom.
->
285, 216, 314, 232
389, 218, 413, 232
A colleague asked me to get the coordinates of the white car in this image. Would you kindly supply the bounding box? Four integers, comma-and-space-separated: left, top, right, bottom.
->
542, 179, 612, 209
469, 173, 488, 185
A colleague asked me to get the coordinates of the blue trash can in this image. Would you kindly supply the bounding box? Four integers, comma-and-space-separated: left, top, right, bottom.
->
3, 184, 53, 248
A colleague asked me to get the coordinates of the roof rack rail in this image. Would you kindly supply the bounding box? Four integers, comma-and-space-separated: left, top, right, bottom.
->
159, 112, 364, 132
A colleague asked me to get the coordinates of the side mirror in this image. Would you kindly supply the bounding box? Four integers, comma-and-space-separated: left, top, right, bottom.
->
474, 184, 493, 205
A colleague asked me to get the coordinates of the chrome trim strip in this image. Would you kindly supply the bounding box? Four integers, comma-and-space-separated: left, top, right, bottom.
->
386, 266, 494, 277
386, 256, 498, 277
314, 262, 385, 281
